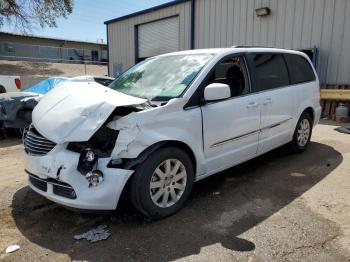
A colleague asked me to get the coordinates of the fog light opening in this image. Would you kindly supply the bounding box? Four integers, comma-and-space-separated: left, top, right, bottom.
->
86, 170, 104, 187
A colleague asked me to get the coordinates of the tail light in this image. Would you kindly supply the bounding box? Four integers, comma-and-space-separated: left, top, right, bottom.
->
15, 78, 21, 89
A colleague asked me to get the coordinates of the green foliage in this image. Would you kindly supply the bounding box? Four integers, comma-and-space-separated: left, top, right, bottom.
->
0, 0, 73, 31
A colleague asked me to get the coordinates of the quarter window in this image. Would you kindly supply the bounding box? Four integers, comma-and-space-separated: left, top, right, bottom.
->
252, 54, 289, 91
284, 54, 316, 84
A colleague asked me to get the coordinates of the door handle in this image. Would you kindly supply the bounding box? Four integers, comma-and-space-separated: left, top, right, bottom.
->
246, 102, 259, 108
263, 98, 272, 105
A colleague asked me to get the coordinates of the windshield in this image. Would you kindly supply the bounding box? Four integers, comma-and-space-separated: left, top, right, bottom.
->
108, 54, 213, 101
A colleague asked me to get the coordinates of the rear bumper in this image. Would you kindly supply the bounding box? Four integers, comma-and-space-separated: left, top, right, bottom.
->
24, 145, 134, 210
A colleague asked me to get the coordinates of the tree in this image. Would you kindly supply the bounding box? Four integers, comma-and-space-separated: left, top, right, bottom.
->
0, 0, 73, 31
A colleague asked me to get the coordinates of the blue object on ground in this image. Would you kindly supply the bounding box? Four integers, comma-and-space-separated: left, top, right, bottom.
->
24, 77, 67, 94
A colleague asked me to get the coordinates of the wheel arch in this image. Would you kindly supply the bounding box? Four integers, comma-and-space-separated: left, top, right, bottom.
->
157, 140, 197, 173
302, 107, 315, 125
117, 140, 198, 210
124, 140, 197, 174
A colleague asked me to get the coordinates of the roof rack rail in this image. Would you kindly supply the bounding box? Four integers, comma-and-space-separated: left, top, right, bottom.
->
232, 45, 266, 48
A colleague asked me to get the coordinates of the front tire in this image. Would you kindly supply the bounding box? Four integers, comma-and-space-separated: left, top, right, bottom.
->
289, 112, 312, 153
130, 147, 194, 219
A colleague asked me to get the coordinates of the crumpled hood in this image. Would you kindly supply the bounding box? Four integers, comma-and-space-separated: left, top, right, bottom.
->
32, 81, 146, 144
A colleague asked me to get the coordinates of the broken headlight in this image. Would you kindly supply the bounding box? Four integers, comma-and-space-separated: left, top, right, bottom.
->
67, 124, 119, 157
67, 123, 118, 187
76, 149, 105, 187
77, 148, 98, 175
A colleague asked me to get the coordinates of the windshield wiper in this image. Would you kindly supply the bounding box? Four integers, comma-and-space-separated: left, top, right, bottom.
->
135, 95, 157, 107
145, 99, 157, 107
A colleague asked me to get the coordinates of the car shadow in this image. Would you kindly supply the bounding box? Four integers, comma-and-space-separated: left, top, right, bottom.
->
319, 119, 350, 127
11, 142, 342, 261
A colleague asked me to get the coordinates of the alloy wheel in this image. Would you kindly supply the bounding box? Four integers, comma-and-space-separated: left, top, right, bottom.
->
297, 119, 310, 147
149, 159, 187, 208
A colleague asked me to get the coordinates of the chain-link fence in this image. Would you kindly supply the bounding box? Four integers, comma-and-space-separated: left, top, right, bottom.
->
0, 40, 109, 88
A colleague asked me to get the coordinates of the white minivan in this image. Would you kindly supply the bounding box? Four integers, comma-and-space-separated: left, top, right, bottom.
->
23, 47, 321, 219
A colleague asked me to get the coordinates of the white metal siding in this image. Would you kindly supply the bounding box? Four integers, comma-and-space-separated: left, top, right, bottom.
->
194, 0, 350, 85
138, 16, 180, 58
107, 0, 350, 84
107, 1, 191, 73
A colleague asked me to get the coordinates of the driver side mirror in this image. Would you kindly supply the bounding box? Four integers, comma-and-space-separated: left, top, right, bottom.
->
204, 83, 231, 102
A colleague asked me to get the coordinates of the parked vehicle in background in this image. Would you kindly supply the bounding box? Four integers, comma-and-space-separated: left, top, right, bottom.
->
0, 75, 114, 133
23, 47, 321, 219
0, 75, 21, 93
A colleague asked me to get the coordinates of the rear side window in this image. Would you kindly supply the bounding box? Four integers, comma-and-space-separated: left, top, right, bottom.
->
284, 54, 316, 84
251, 53, 289, 91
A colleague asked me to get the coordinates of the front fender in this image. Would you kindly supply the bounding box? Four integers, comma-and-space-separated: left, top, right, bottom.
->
108, 102, 205, 176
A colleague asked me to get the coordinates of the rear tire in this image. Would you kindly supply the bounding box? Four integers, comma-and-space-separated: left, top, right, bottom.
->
130, 147, 194, 219
289, 112, 312, 153
0, 85, 6, 94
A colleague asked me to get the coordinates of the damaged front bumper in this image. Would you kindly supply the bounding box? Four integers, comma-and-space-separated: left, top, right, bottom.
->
24, 144, 134, 210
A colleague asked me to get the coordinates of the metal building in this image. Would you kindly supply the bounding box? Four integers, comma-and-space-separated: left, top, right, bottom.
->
0, 32, 108, 63
105, 0, 350, 85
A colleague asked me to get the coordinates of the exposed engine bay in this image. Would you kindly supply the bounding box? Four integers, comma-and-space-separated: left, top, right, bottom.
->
67, 104, 155, 186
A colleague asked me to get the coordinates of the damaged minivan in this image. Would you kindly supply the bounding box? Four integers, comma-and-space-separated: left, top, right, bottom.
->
23, 47, 321, 219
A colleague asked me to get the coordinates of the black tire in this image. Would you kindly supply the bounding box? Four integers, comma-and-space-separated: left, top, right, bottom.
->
130, 147, 194, 219
0, 85, 6, 94
289, 112, 313, 153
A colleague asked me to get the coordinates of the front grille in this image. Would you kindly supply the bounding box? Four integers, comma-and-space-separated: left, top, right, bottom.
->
24, 127, 56, 156
29, 174, 47, 192
27, 171, 77, 199
53, 184, 77, 199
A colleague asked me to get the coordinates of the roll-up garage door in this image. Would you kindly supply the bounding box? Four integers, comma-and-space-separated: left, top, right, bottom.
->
138, 16, 180, 59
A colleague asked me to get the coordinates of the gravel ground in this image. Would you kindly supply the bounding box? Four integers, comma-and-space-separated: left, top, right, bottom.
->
0, 120, 349, 262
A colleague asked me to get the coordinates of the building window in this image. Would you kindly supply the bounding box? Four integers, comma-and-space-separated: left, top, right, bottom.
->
4, 43, 15, 54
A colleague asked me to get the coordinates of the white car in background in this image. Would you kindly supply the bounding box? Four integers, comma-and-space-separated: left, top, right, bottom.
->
0, 75, 21, 93
23, 47, 321, 219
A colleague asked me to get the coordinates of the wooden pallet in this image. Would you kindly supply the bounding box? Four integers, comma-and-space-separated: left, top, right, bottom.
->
320, 85, 350, 119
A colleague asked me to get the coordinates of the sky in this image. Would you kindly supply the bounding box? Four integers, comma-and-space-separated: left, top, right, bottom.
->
2, 0, 170, 43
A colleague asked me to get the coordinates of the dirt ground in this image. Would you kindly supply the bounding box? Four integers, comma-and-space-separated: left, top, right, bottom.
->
0, 60, 108, 88
0, 120, 350, 262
